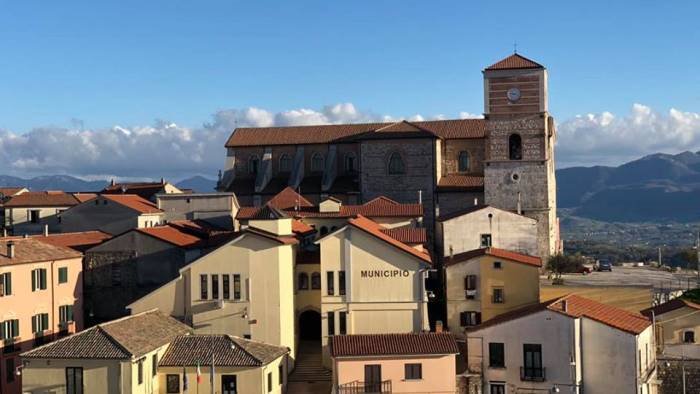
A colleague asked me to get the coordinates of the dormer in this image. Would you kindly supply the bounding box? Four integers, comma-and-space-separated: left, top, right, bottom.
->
319, 197, 342, 213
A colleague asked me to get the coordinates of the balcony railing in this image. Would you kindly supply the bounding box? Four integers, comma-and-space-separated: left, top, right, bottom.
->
520, 366, 546, 382
337, 380, 392, 394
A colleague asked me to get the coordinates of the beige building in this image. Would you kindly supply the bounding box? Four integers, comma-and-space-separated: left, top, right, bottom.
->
103, 180, 184, 202
0, 237, 84, 394
21, 310, 191, 394
642, 297, 700, 359
316, 215, 432, 367
2, 191, 86, 235
157, 192, 240, 230
59, 194, 164, 235
331, 333, 459, 394
156, 335, 289, 394
128, 206, 298, 362
444, 247, 541, 336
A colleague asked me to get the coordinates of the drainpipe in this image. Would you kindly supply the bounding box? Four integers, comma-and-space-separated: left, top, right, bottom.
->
51, 259, 56, 340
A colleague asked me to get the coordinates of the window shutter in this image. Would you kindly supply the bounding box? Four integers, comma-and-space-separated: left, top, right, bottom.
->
42, 313, 49, 330
31, 270, 36, 291
5, 272, 10, 295
41, 269, 47, 289
464, 276, 468, 291
68, 305, 74, 321
476, 312, 482, 325
0, 321, 5, 340
12, 320, 19, 337
460, 312, 467, 327
32, 315, 37, 333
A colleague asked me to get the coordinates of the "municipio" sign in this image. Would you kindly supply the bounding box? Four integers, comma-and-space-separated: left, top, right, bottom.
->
360, 269, 410, 278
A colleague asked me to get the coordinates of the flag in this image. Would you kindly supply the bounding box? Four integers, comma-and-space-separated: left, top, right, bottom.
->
196, 361, 202, 384
182, 367, 188, 392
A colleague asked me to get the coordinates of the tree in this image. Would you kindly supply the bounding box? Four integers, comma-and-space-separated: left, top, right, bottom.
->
546, 253, 585, 284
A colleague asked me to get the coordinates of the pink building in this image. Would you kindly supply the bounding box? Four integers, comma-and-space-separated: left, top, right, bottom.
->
331, 333, 459, 394
0, 238, 83, 394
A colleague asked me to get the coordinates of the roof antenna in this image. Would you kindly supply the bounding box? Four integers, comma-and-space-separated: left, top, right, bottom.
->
513, 41, 518, 54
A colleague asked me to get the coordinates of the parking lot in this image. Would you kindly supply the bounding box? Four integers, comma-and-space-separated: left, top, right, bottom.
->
542, 266, 699, 290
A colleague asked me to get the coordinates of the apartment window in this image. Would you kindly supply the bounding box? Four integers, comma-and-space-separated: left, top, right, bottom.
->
58, 267, 68, 284
326, 271, 335, 295
279, 363, 284, 385
460, 311, 481, 327
137, 358, 144, 385
492, 288, 505, 304
327, 312, 335, 336
311, 153, 325, 172
111, 264, 122, 286
298, 273, 309, 290
0, 272, 11, 296
339, 311, 347, 335
522, 344, 543, 381
223, 275, 230, 299
59, 305, 74, 324
480, 234, 492, 248
311, 272, 321, 290
267, 371, 272, 392
339, 271, 346, 295
465, 274, 477, 299
490, 383, 505, 394
66, 367, 83, 394
29, 209, 40, 223
684, 330, 695, 343
200, 274, 208, 299
233, 274, 241, 300
458, 151, 470, 172
166, 374, 180, 393
32, 313, 49, 333
388, 152, 405, 175
212, 274, 219, 299
493, 261, 502, 269
279, 154, 292, 172
489, 343, 505, 368
1, 319, 20, 340
405, 363, 422, 380
152, 354, 158, 376
6, 357, 15, 383
31, 268, 47, 291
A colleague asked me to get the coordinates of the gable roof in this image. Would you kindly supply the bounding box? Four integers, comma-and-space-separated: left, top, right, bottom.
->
292, 219, 315, 235
347, 215, 431, 264
331, 333, 459, 358
0, 187, 27, 198
22, 310, 191, 360
28, 231, 112, 252
267, 187, 314, 210
136, 225, 204, 249
641, 297, 700, 317
485, 53, 544, 71
102, 181, 177, 201
444, 247, 541, 268
225, 118, 486, 147
0, 238, 82, 266
437, 205, 491, 222
159, 335, 288, 367
101, 194, 163, 214
3, 191, 80, 208
380, 226, 427, 244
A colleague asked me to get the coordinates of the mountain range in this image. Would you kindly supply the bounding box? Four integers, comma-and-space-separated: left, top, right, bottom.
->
0, 175, 218, 194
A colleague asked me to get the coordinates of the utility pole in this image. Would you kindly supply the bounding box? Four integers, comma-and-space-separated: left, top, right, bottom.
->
696, 231, 699, 286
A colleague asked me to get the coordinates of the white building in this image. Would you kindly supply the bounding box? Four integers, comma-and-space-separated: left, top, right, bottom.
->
466, 295, 657, 394
59, 194, 164, 235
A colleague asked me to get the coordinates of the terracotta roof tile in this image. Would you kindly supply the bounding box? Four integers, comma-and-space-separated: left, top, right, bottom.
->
444, 247, 541, 267
380, 226, 427, 244
102, 182, 173, 201
348, 215, 431, 264
0, 187, 26, 198
267, 187, 314, 210
437, 174, 484, 191
73, 193, 98, 203
292, 219, 315, 235
136, 226, 204, 249
159, 335, 288, 367
331, 333, 459, 357
485, 53, 544, 70
101, 194, 163, 214
28, 231, 112, 252
641, 298, 700, 317
3, 191, 79, 207
0, 238, 82, 266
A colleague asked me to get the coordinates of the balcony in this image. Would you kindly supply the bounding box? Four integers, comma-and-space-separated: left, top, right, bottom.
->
337, 380, 392, 394
520, 366, 546, 382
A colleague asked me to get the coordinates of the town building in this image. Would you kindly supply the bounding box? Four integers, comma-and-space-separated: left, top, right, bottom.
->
642, 297, 700, 359
218, 53, 560, 259
157, 334, 289, 394
1, 191, 90, 235
0, 188, 28, 201
465, 295, 657, 394
0, 238, 83, 394
444, 247, 541, 336
316, 215, 432, 368
157, 192, 240, 230
59, 194, 165, 235
331, 332, 459, 394
20, 309, 191, 394
102, 179, 184, 202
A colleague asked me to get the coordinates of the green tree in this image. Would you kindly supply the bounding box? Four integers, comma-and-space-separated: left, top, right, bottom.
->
546, 253, 585, 283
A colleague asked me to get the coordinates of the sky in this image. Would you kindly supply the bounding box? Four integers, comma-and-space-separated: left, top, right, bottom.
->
1, 1, 700, 180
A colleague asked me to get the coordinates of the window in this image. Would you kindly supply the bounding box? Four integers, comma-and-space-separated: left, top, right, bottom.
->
493, 261, 502, 269
6, 357, 14, 383
404, 363, 422, 380
233, 274, 241, 300
327, 312, 335, 336
492, 288, 505, 304
29, 209, 40, 223
32, 313, 49, 333
489, 343, 505, 368
311, 153, 325, 172
59, 305, 74, 324
460, 311, 481, 327
279, 154, 292, 172
509, 134, 522, 160
490, 383, 506, 394
111, 264, 122, 286
66, 367, 83, 394
1, 319, 19, 340
152, 354, 158, 377
311, 272, 321, 290
200, 274, 208, 299
480, 234, 492, 248
223, 274, 230, 299
212, 274, 219, 299
684, 330, 695, 343
339, 271, 346, 295
279, 363, 284, 385
522, 344, 543, 381
58, 267, 68, 284
388, 152, 405, 175
298, 273, 309, 290
345, 153, 357, 172
249, 155, 260, 175
326, 271, 335, 295
458, 151, 470, 172
137, 358, 144, 385
465, 275, 477, 299
339, 311, 347, 335
166, 374, 180, 393
0, 272, 11, 296
267, 371, 272, 392
31, 268, 47, 291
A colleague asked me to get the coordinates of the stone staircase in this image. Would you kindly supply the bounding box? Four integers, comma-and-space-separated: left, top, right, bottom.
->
289, 341, 331, 382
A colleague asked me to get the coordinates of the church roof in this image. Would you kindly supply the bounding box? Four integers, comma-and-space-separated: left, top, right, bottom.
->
485, 53, 544, 71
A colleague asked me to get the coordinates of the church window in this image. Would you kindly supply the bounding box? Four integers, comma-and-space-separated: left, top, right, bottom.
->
279, 154, 292, 172
458, 151, 470, 172
344, 153, 357, 172
388, 152, 405, 175
311, 153, 325, 172
249, 155, 260, 175
508, 134, 522, 160
298, 273, 309, 290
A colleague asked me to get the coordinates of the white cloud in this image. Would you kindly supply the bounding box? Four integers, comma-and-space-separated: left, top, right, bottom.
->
556, 104, 700, 167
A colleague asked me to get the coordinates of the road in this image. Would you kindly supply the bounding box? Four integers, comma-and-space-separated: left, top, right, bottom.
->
542, 266, 699, 290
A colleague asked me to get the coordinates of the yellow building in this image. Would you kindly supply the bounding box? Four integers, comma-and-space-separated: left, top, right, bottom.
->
444, 247, 541, 337
642, 297, 700, 357
20, 310, 191, 394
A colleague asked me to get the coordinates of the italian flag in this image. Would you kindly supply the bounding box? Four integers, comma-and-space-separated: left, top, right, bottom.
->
196, 361, 202, 384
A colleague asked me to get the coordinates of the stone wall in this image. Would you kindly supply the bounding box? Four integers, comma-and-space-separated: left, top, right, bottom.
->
442, 139, 486, 175
658, 358, 700, 394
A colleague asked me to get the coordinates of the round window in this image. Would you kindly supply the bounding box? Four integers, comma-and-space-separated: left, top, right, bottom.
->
511, 173, 520, 182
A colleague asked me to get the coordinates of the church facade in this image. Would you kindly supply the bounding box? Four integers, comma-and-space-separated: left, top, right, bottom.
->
218, 54, 560, 258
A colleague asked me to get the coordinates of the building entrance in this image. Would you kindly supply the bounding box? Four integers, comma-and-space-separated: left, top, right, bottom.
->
299, 310, 321, 340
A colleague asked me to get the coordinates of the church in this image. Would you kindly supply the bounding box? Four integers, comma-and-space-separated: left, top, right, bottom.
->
218, 53, 560, 259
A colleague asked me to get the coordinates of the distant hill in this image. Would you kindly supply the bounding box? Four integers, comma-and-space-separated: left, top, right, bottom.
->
175, 176, 217, 193
557, 151, 700, 222
0, 175, 107, 192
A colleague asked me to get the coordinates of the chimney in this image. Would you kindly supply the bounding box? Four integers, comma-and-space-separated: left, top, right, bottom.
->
7, 241, 15, 259
43, 224, 49, 237
23, 234, 28, 239
160, 177, 165, 185
110, 178, 115, 186
434, 320, 444, 333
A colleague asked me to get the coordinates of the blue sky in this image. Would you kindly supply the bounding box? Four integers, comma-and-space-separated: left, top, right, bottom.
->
1, 1, 700, 178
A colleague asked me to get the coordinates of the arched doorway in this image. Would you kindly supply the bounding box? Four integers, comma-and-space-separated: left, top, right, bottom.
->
299, 310, 321, 340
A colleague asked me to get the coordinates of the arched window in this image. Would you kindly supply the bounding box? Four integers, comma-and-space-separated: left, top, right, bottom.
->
311, 272, 321, 289
249, 155, 260, 175
279, 154, 292, 172
388, 152, 405, 175
344, 153, 357, 172
298, 273, 309, 290
509, 134, 522, 160
311, 153, 325, 172
458, 151, 470, 172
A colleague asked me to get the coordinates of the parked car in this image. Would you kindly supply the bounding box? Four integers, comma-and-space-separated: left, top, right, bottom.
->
596, 260, 613, 272
577, 266, 592, 275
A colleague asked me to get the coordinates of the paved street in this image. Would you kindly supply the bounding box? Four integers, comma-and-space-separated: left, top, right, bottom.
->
542, 266, 699, 290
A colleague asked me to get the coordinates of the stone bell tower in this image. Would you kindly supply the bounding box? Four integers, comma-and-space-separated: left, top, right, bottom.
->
482, 53, 559, 259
